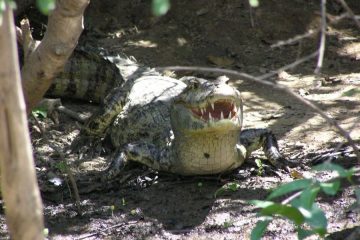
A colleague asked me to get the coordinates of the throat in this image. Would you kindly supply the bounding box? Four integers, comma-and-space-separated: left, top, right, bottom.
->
172, 130, 242, 175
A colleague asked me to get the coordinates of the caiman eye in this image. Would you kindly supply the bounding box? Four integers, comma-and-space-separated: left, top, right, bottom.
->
216, 75, 230, 85
188, 78, 201, 89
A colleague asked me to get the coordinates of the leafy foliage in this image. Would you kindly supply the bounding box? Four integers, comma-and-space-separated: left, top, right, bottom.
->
32, 107, 48, 119
214, 182, 241, 198
0, 0, 54, 24
151, 0, 170, 16
36, 0, 55, 15
249, 0, 260, 8
249, 163, 355, 239
342, 88, 360, 97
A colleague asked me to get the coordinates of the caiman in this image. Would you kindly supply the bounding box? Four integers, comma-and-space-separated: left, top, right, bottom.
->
48, 48, 294, 177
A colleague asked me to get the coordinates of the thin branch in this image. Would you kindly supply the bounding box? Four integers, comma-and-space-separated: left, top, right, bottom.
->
15, 26, 23, 43
271, 12, 350, 49
20, 18, 39, 61
337, 0, 360, 30
248, 3, 255, 28
156, 65, 360, 161
75, 220, 138, 240
271, 30, 317, 48
258, 51, 319, 80
315, 0, 327, 75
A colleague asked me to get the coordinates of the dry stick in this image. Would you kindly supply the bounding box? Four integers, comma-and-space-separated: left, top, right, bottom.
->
156, 65, 360, 161
258, 50, 319, 80
337, 0, 360, 30
271, 29, 317, 49
75, 220, 138, 240
249, 3, 255, 28
57, 105, 89, 123
270, 12, 350, 49
315, 0, 327, 75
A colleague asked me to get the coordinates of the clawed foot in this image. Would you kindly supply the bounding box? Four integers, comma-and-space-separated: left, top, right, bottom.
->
100, 149, 128, 181
71, 134, 109, 159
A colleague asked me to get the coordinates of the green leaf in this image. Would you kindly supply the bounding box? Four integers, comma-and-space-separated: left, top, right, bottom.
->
36, 0, 55, 15
249, 200, 274, 209
0, 1, 6, 12
251, 220, 270, 240
32, 107, 48, 119
298, 186, 320, 210
302, 204, 327, 236
255, 158, 262, 167
261, 203, 305, 225
214, 182, 240, 197
297, 227, 314, 240
152, 0, 170, 16
43, 228, 49, 237
249, 0, 259, 7
313, 163, 355, 179
320, 180, 340, 195
267, 179, 312, 200
342, 88, 360, 97
227, 182, 240, 191
251, 200, 305, 225
355, 187, 360, 202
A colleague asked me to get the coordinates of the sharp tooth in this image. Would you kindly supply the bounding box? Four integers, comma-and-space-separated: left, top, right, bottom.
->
200, 108, 204, 115
211, 103, 215, 111
220, 111, 224, 120
208, 112, 212, 121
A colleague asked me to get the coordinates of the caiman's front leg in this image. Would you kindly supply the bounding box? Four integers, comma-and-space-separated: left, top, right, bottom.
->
104, 143, 173, 179
237, 128, 295, 168
71, 87, 128, 155
83, 87, 128, 136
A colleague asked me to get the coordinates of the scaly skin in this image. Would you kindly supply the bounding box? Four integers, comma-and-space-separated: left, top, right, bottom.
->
48, 49, 292, 176
101, 76, 291, 177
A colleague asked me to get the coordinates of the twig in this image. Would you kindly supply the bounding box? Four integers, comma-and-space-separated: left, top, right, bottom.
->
15, 26, 23, 43
271, 30, 317, 48
336, 0, 360, 30
75, 220, 138, 240
258, 50, 319, 80
156, 65, 360, 161
20, 18, 39, 61
57, 105, 89, 123
314, 0, 327, 75
249, 3, 255, 28
270, 12, 350, 49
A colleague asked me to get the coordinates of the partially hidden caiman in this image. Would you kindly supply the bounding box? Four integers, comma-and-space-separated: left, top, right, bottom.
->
47, 47, 295, 177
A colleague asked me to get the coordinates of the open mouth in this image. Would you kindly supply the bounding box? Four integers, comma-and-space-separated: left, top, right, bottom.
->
190, 100, 239, 121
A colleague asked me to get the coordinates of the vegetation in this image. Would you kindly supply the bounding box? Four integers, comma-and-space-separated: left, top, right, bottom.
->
249, 163, 358, 239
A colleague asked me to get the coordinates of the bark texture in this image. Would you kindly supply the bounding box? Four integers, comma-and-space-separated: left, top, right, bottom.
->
21, 0, 90, 111
0, 6, 44, 240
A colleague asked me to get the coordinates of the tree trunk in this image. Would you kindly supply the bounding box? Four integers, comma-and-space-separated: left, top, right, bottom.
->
21, 0, 90, 112
0, 6, 44, 240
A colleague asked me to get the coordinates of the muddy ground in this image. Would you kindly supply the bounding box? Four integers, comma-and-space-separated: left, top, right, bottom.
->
5, 0, 360, 239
